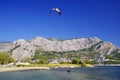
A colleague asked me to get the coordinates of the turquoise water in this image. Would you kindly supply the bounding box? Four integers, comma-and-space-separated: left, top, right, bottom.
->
0, 66, 120, 80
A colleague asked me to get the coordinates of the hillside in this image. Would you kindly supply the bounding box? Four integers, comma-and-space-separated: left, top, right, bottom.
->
0, 36, 119, 64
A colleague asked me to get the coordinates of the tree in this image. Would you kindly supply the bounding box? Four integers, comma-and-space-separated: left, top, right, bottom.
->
33, 50, 41, 60
80, 61, 86, 67
72, 58, 80, 64
0, 52, 14, 65
38, 59, 44, 64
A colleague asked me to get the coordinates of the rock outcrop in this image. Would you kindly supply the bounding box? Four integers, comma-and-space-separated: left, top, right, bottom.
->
11, 39, 35, 61
29, 37, 101, 51
94, 41, 117, 55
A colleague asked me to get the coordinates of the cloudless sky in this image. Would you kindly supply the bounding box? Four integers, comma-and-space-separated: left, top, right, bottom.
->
0, 0, 120, 47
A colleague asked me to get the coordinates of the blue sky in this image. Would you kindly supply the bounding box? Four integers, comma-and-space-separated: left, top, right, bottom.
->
0, 0, 120, 47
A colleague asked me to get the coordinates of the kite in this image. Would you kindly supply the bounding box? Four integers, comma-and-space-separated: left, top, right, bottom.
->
50, 7, 62, 15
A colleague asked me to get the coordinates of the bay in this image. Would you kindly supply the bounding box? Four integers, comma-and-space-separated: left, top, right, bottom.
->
0, 66, 120, 80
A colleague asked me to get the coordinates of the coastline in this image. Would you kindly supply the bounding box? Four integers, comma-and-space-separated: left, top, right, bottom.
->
94, 64, 120, 67
0, 67, 50, 73
0, 64, 94, 73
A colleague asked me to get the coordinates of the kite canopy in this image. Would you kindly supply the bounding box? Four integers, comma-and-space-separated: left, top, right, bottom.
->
50, 7, 61, 15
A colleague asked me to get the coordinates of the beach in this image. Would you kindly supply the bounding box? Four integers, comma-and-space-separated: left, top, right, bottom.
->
0, 67, 50, 72
0, 63, 94, 73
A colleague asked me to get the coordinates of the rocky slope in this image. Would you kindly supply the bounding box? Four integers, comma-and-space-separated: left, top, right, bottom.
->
29, 37, 101, 51
0, 36, 119, 61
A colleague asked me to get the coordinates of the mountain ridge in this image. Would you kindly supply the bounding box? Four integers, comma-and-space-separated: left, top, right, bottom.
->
0, 36, 119, 62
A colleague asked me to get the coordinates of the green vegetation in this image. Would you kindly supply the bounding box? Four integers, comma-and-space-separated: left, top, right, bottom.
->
104, 49, 120, 64
32, 48, 120, 65
104, 50, 120, 60
80, 61, 86, 67
0, 52, 14, 65
16, 64, 25, 67
32, 50, 96, 64
110, 49, 120, 60
71, 59, 87, 67
31, 50, 96, 67
72, 58, 80, 64
104, 61, 120, 64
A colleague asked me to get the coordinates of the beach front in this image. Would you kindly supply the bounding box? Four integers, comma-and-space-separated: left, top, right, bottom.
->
0, 67, 50, 72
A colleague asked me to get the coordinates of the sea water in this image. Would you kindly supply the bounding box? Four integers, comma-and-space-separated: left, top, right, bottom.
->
0, 66, 120, 80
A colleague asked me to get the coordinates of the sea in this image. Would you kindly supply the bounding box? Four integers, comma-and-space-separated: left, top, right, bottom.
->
0, 66, 120, 80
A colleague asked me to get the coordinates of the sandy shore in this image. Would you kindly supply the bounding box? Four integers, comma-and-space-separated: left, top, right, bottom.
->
0, 67, 50, 72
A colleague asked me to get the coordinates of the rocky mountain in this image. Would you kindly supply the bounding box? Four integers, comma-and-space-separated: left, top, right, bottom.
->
29, 37, 101, 51
0, 36, 119, 62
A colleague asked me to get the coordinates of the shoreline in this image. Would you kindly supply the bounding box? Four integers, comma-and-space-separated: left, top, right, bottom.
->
0, 64, 94, 73
94, 64, 120, 67
0, 67, 50, 73
0, 64, 120, 73
1, 64, 120, 73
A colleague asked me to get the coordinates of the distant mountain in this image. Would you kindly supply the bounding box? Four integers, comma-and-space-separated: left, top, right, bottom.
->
0, 36, 119, 63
